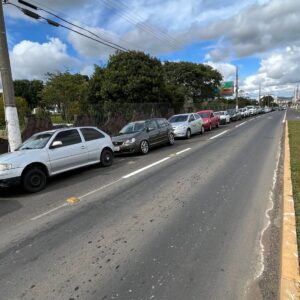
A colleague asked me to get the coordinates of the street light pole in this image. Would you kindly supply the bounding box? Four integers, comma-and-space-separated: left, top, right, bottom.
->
235, 65, 239, 110
0, 1, 22, 151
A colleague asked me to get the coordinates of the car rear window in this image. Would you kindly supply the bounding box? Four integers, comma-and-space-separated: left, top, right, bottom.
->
81, 128, 104, 141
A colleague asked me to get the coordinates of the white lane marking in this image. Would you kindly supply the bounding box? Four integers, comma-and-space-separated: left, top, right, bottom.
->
235, 121, 247, 128
122, 157, 170, 179
176, 148, 191, 155
209, 130, 229, 140
30, 203, 68, 221
282, 110, 287, 123
79, 178, 124, 200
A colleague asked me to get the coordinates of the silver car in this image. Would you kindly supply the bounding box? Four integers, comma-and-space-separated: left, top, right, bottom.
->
0, 127, 114, 192
168, 113, 204, 139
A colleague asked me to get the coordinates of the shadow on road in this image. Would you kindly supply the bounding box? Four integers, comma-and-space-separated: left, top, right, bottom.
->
0, 199, 23, 217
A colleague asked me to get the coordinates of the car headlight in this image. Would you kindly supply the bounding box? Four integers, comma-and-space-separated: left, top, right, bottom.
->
0, 164, 13, 171
203, 120, 208, 124
124, 138, 136, 144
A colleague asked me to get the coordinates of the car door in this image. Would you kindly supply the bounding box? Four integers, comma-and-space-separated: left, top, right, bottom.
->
80, 128, 106, 163
193, 113, 202, 133
48, 129, 89, 174
188, 114, 196, 134
146, 120, 160, 146
156, 119, 169, 142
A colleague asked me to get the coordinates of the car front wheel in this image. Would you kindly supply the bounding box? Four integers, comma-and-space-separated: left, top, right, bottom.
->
200, 126, 205, 134
186, 129, 191, 139
22, 167, 47, 193
101, 148, 114, 167
168, 133, 175, 145
140, 140, 149, 154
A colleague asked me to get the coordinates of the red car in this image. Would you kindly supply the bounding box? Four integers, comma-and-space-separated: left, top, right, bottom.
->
197, 110, 220, 131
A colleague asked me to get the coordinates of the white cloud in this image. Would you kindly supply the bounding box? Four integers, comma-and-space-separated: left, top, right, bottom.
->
10, 38, 79, 80
242, 46, 300, 95
205, 61, 236, 81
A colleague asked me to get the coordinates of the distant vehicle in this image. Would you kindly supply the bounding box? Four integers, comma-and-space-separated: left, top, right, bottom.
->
263, 106, 272, 113
239, 108, 249, 118
246, 106, 256, 115
52, 123, 73, 129
0, 127, 114, 192
227, 109, 242, 121
168, 113, 204, 138
112, 118, 174, 155
197, 110, 220, 131
214, 111, 230, 125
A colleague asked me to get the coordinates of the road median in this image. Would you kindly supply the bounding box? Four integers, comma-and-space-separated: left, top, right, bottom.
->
280, 122, 300, 299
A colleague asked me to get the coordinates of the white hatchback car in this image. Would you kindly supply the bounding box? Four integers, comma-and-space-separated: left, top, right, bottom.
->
168, 113, 204, 138
0, 127, 114, 192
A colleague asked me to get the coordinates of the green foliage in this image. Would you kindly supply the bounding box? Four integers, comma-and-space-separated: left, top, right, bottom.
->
163, 61, 223, 102
13, 79, 44, 109
288, 121, 300, 259
101, 51, 165, 103
41, 71, 89, 122
88, 65, 105, 106
0, 95, 30, 127
260, 95, 274, 107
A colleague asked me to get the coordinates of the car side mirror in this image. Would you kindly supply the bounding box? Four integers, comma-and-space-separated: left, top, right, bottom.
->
51, 140, 63, 148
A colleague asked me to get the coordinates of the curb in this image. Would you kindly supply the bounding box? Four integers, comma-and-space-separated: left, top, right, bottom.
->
280, 122, 300, 299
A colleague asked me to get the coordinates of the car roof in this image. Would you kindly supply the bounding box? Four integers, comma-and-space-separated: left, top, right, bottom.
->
198, 110, 212, 112
33, 126, 100, 136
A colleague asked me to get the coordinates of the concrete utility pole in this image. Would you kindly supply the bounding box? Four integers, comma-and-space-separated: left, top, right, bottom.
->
0, 1, 22, 151
235, 65, 239, 110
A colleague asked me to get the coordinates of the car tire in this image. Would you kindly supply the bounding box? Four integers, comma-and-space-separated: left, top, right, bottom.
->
216, 122, 219, 128
208, 124, 212, 131
200, 126, 205, 134
140, 140, 149, 154
22, 167, 47, 193
186, 129, 191, 139
168, 133, 175, 145
101, 148, 114, 167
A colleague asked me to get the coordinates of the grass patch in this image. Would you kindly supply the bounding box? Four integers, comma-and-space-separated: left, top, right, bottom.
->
288, 121, 300, 256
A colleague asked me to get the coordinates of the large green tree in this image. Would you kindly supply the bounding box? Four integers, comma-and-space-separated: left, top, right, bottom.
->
163, 62, 223, 102
101, 51, 166, 103
13, 79, 44, 109
41, 72, 89, 122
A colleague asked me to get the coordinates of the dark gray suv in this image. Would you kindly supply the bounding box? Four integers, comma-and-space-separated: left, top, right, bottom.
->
112, 118, 175, 154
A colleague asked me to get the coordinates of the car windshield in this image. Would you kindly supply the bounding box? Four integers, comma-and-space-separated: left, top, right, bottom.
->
119, 122, 146, 134
17, 133, 54, 150
198, 112, 210, 118
169, 115, 189, 123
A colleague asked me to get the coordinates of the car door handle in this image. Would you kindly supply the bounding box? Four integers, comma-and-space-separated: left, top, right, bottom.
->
81, 146, 86, 149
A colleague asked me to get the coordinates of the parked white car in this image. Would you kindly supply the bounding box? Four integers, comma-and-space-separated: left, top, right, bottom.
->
246, 106, 256, 115
168, 113, 204, 138
214, 111, 230, 125
0, 127, 114, 192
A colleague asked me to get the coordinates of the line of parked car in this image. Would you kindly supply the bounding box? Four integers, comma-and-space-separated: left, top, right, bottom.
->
0, 106, 274, 192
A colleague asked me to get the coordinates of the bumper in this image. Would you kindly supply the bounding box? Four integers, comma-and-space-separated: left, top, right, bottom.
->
113, 143, 139, 153
0, 176, 21, 188
202, 123, 210, 129
219, 118, 226, 125
173, 128, 188, 137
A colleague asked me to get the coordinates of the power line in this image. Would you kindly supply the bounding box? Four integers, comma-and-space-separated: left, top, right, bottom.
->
4, 1, 128, 52
20, 0, 147, 53
103, 0, 180, 46
18, 0, 129, 52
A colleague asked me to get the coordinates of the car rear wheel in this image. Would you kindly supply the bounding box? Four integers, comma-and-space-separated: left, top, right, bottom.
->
216, 122, 220, 128
140, 140, 149, 154
208, 124, 212, 131
186, 129, 191, 139
168, 133, 175, 145
22, 167, 47, 193
101, 148, 114, 167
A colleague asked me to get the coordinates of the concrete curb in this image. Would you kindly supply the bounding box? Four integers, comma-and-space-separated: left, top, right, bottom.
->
280, 122, 300, 299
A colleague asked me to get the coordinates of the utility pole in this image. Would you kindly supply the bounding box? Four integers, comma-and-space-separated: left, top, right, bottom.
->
235, 65, 238, 110
258, 83, 261, 107
0, 1, 22, 151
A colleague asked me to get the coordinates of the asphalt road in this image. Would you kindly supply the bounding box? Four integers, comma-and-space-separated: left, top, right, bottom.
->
0, 111, 285, 300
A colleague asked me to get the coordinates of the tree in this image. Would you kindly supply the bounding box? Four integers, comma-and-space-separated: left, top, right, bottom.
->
0, 95, 30, 127
13, 79, 44, 109
101, 51, 166, 103
163, 62, 223, 102
261, 95, 274, 107
40, 72, 89, 122
88, 65, 105, 106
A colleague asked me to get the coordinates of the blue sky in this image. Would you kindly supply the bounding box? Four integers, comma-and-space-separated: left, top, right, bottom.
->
3, 0, 300, 98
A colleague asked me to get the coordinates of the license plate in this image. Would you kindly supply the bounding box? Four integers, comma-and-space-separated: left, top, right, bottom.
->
114, 146, 120, 152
